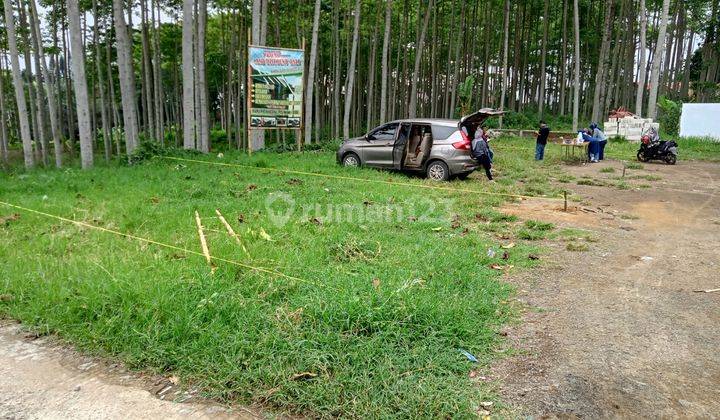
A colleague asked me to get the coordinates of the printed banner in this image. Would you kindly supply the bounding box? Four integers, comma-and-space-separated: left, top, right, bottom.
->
248, 46, 304, 129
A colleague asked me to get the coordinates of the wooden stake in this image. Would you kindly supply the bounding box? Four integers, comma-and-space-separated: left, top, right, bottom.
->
564, 191, 568, 212
215, 209, 249, 255
693, 288, 720, 293
195, 211, 214, 272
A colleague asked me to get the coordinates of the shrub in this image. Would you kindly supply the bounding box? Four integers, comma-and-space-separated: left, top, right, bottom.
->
657, 96, 681, 136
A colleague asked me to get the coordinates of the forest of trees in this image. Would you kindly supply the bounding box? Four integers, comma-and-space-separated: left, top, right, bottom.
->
0, 0, 718, 169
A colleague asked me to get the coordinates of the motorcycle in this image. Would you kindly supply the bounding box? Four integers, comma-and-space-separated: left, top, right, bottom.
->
637, 131, 678, 165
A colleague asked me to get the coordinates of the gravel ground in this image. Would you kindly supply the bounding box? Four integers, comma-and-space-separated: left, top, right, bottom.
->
493, 160, 720, 418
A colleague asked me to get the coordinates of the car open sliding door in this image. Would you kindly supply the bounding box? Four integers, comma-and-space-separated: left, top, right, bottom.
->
393, 123, 411, 170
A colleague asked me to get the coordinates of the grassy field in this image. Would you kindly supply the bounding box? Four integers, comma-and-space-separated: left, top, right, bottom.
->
1, 136, 717, 417
0, 142, 568, 418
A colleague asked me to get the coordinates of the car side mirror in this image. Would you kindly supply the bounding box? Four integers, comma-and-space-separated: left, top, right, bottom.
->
365, 134, 372, 141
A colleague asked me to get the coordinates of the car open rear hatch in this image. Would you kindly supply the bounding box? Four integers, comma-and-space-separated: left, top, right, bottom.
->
459, 108, 505, 136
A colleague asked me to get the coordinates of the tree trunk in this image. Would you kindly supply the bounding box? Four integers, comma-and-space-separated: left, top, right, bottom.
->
29, 0, 62, 167
67, 0, 93, 169
182, 0, 196, 149
140, 0, 155, 139
647, 0, 671, 120
635, 0, 647, 116
250, 0, 265, 150
559, 0, 568, 115
0, 55, 8, 166
342, 0, 361, 141
379, 0, 392, 123
572, 0, 581, 132
152, 0, 163, 143
304, 0, 321, 144
591, 1, 613, 124
408, 0, 433, 119
113, 0, 139, 155
538, 0, 549, 117
366, 13, 379, 131
499, 0, 510, 128
92, 0, 111, 162
197, 0, 209, 152
3, 0, 34, 168
18, 2, 46, 165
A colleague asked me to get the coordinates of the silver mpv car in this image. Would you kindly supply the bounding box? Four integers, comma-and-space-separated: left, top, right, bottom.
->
336, 109, 504, 181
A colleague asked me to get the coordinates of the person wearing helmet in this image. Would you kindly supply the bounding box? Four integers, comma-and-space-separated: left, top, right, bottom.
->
590, 123, 608, 160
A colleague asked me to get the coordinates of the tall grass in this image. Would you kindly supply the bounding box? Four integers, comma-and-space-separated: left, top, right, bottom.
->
0, 149, 554, 417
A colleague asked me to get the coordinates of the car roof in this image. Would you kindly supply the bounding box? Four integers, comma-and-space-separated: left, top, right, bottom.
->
388, 118, 458, 127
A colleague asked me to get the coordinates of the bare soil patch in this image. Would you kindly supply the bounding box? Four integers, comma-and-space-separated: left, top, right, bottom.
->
0, 321, 263, 419
494, 160, 720, 418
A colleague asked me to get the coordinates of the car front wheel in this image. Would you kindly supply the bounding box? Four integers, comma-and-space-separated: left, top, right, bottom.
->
426, 161, 450, 181
342, 152, 361, 167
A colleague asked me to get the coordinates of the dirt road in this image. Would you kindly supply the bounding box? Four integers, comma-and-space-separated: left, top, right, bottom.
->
0, 322, 258, 420
496, 160, 720, 418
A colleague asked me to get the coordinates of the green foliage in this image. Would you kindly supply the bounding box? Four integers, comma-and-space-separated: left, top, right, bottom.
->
457, 75, 476, 117
657, 96, 681, 136
126, 141, 171, 165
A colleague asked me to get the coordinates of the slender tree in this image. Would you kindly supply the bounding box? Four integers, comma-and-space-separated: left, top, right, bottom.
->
538, 0, 549, 118
113, 0, 139, 155
408, 0, 434, 118
67, 0, 93, 168
92, 0, 111, 162
182, 0, 196, 149
499, 0, 510, 128
3, 0, 34, 168
250, 0, 265, 150
342, 0, 361, 140
647, 0, 671, 120
572, 0, 581, 132
304, 0, 321, 145
379, 0, 392, 124
197, 0, 209, 152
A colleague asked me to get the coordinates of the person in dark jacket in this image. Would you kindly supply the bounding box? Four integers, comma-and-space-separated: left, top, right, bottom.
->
535, 121, 550, 160
471, 130, 493, 180
590, 123, 608, 160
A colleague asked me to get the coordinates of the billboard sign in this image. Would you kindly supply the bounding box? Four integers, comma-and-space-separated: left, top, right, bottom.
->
248, 46, 304, 129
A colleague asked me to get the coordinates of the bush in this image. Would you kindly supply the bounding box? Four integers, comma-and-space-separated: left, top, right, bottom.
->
657, 96, 681, 136
126, 141, 170, 165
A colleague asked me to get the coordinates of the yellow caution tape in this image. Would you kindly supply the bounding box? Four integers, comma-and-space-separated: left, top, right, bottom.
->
0, 200, 329, 290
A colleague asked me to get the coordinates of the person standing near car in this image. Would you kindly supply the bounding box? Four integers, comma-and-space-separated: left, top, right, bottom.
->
535, 121, 550, 160
471, 128, 493, 181
590, 123, 608, 161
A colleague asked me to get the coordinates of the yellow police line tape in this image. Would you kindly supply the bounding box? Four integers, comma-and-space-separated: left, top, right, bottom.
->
159, 155, 563, 202
0, 200, 332, 290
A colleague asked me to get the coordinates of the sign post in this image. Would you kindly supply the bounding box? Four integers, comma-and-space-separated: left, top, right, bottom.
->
247, 45, 305, 153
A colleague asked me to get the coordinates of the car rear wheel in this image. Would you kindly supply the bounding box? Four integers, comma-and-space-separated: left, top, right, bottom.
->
342, 152, 361, 167
426, 160, 450, 181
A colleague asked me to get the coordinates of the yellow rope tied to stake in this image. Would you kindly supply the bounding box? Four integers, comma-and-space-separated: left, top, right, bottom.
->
159, 156, 563, 202
0, 200, 323, 288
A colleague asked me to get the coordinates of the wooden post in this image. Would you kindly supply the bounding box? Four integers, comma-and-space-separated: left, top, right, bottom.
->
195, 211, 214, 272
564, 191, 568, 212
216, 209, 249, 255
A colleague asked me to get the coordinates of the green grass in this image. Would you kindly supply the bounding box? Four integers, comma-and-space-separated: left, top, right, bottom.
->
491, 136, 720, 163
0, 146, 560, 418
